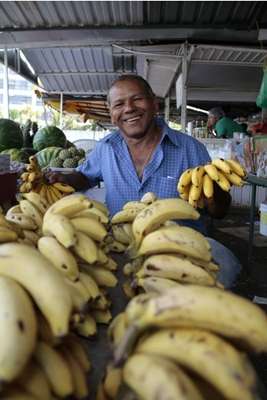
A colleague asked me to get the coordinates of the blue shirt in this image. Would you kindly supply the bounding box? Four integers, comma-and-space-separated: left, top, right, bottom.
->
77, 118, 211, 232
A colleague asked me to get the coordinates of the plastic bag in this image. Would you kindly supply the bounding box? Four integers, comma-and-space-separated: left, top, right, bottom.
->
256, 66, 267, 108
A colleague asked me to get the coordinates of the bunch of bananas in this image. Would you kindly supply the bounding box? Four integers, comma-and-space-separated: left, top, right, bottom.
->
106, 284, 267, 400
19, 156, 75, 206
177, 158, 246, 208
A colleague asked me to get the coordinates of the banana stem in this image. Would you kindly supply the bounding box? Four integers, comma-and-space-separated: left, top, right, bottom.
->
113, 325, 140, 367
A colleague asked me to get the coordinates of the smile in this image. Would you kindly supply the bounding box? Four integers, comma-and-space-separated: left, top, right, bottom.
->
124, 116, 142, 123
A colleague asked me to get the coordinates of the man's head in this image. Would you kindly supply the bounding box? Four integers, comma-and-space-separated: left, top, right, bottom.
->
107, 74, 159, 140
207, 107, 225, 128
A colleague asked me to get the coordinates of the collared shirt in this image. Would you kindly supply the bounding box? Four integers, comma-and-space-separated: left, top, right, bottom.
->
77, 118, 211, 232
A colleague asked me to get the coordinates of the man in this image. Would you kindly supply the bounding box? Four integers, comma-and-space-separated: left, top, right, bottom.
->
208, 107, 247, 139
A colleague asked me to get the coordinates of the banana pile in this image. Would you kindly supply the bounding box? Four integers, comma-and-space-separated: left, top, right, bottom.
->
19, 155, 75, 206
177, 158, 246, 208
104, 284, 267, 400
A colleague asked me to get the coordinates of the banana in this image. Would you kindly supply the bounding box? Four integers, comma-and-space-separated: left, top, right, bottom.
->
46, 186, 60, 203
121, 223, 134, 241
73, 231, 98, 264
65, 279, 90, 312
136, 328, 257, 400
212, 158, 231, 174
34, 341, 73, 397
36, 312, 59, 346
136, 276, 182, 294
0, 276, 37, 382
140, 192, 157, 204
189, 183, 202, 202
21, 172, 30, 181
75, 207, 109, 224
6, 204, 21, 218
74, 314, 97, 337
59, 346, 89, 399
97, 247, 109, 263
111, 208, 142, 224
45, 186, 55, 205
6, 213, 37, 230
71, 216, 108, 242
103, 365, 122, 400
137, 254, 215, 286
19, 199, 43, 228
203, 163, 219, 181
178, 168, 193, 188
226, 159, 246, 177
17, 360, 51, 400
123, 353, 204, 400
217, 170, 231, 192
91, 199, 109, 215
81, 264, 118, 287
23, 230, 40, 245
38, 236, 79, 281
178, 183, 190, 200
43, 213, 77, 248
107, 312, 128, 347
0, 243, 72, 337
50, 184, 64, 200
79, 271, 101, 299
101, 256, 118, 271
202, 173, 214, 198
137, 225, 211, 262
122, 280, 136, 299
191, 166, 205, 187
65, 334, 91, 372
223, 171, 245, 186
52, 182, 75, 194
123, 201, 146, 211
112, 224, 132, 245
115, 285, 267, 364
45, 193, 92, 218
22, 192, 48, 214
0, 226, 18, 242
132, 198, 200, 248
1, 386, 39, 400
92, 309, 112, 324
105, 239, 127, 253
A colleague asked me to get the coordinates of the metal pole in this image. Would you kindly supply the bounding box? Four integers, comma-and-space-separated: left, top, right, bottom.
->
181, 45, 188, 131
3, 48, 9, 118
164, 96, 170, 122
59, 92, 64, 129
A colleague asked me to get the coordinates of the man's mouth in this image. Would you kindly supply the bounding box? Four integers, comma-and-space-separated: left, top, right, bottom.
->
123, 115, 142, 124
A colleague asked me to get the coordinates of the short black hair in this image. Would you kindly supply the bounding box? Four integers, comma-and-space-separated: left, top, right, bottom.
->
107, 74, 155, 104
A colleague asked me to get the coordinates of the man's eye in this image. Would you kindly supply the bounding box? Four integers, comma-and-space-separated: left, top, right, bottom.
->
113, 103, 122, 108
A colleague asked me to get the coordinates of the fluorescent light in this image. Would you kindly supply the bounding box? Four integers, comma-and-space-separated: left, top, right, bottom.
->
20, 50, 36, 75
187, 105, 209, 114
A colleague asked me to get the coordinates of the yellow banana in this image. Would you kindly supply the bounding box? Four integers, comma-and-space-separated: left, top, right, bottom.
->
73, 231, 98, 264
0, 243, 72, 337
52, 182, 75, 194
107, 312, 128, 347
45, 186, 55, 205
71, 216, 108, 242
5, 204, 21, 218
140, 192, 157, 204
65, 334, 91, 372
17, 360, 51, 400
45, 193, 92, 218
111, 208, 142, 224
79, 271, 101, 299
23, 230, 40, 245
48, 185, 62, 202
123, 353, 204, 400
178, 168, 193, 188
75, 207, 109, 224
97, 247, 109, 263
43, 213, 77, 248
19, 199, 43, 228
189, 183, 202, 202
74, 314, 97, 337
22, 192, 48, 215
104, 239, 127, 253
6, 213, 37, 230
123, 201, 146, 211
0, 226, 18, 242
91, 199, 109, 215
217, 170, 231, 192
136, 328, 257, 400
101, 256, 118, 271
136, 276, 182, 294
112, 224, 132, 245
34, 341, 73, 397
202, 174, 214, 198
178, 183, 190, 200
191, 165, 205, 187
132, 198, 200, 248
226, 159, 246, 177
137, 225, 211, 262
80, 264, 118, 287
212, 158, 231, 174
65, 279, 90, 312
203, 163, 219, 181
103, 365, 122, 400
21, 172, 30, 182
223, 171, 245, 186
92, 309, 112, 324
38, 236, 79, 281
0, 276, 37, 382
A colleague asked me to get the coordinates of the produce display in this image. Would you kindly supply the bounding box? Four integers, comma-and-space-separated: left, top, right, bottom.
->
33, 125, 67, 151
177, 158, 246, 208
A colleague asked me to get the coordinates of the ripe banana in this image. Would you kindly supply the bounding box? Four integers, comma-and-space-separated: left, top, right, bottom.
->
74, 314, 97, 337
202, 173, 214, 198
75, 207, 109, 224
22, 192, 48, 214
73, 231, 98, 264
38, 236, 79, 281
65, 334, 91, 372
136, 328, 257, 400
178, 168, 193, 189
19, 199, 43, 228
123, 353, 204, 400
91, 199, 109, 215
111, 208, 142, 224
224, 171, 245, 186
132, 198, 200, 248
103, 364, 122, 400
34, 341, 73, 397
104, 239, 127, 253
6, 213, 37, 230
178, 184, 190, 200
123, 201, 146, 211
191, 165, 205, 187
226, 159, 246, 177
115, 285, 267, 364
112, 224, 132, 245
137, 254, 215, 286
79, 271, 101, 299
107, 312, 128, 347
71, 216, 108, 242
204, 164, 219, 181
43, 213, 77, 248
217, 170, 231, 192
0, 226, 18, 242
17, 360, 51, 400
137, 225, 211, 262
45, 193, 92, 218
5, 204, 21, 218
52, 182, 75, 194
23, 230, 40, 245
65, 279, 90, 312
101, 256, 118, 271
136, 276, 182, 294
212, 158, 231, 174
80, 264, 118, 287
0, 276, 37, 382
189, 183, 202, 202
92, 309, 112, 324
140, 192, 157, 204
0, 243, 72, 337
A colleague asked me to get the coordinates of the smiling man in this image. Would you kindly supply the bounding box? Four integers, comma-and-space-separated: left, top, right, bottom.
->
47, 75, 230, 227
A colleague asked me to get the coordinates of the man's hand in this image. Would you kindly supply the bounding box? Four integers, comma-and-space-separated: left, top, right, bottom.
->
204, 182, 232, 219
44, 170, 91, 191
46, 171, 68, 185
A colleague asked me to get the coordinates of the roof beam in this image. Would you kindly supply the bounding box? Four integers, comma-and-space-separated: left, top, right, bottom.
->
38, 71, 133, 76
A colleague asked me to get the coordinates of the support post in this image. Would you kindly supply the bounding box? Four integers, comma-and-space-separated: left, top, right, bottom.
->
59, 92, 64, 129
3, 48, 9, 118
164, 96, 170, 122
181, 45, 188, 131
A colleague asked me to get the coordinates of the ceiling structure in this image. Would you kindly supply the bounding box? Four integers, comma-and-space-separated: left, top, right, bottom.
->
1, 1, 267, 124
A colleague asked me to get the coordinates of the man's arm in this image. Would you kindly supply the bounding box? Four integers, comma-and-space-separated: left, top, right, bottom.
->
204, 182, 232, 219
46, 170, 92, 191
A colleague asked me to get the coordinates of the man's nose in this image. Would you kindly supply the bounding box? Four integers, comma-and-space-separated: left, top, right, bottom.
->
124, 98, 135, 112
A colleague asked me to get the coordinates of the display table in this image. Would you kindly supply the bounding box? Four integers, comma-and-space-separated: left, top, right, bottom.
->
246, 174, 267, 266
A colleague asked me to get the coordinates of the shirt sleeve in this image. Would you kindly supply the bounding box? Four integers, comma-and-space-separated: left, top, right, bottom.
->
76, 142, 103, 187
215, 120, 227, 137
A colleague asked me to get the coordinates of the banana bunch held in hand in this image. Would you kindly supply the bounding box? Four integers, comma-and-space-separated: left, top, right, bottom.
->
177, 158, 246, 208
19, 156, 75, 206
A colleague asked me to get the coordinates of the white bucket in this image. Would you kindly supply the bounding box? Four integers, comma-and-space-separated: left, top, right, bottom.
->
260, 203, 267, 236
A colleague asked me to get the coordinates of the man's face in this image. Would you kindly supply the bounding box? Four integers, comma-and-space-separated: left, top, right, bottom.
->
108, 80, 159, 139
207, 114, 217, 129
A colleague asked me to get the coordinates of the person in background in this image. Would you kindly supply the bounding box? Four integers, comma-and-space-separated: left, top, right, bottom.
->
207, 107, 247, 139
